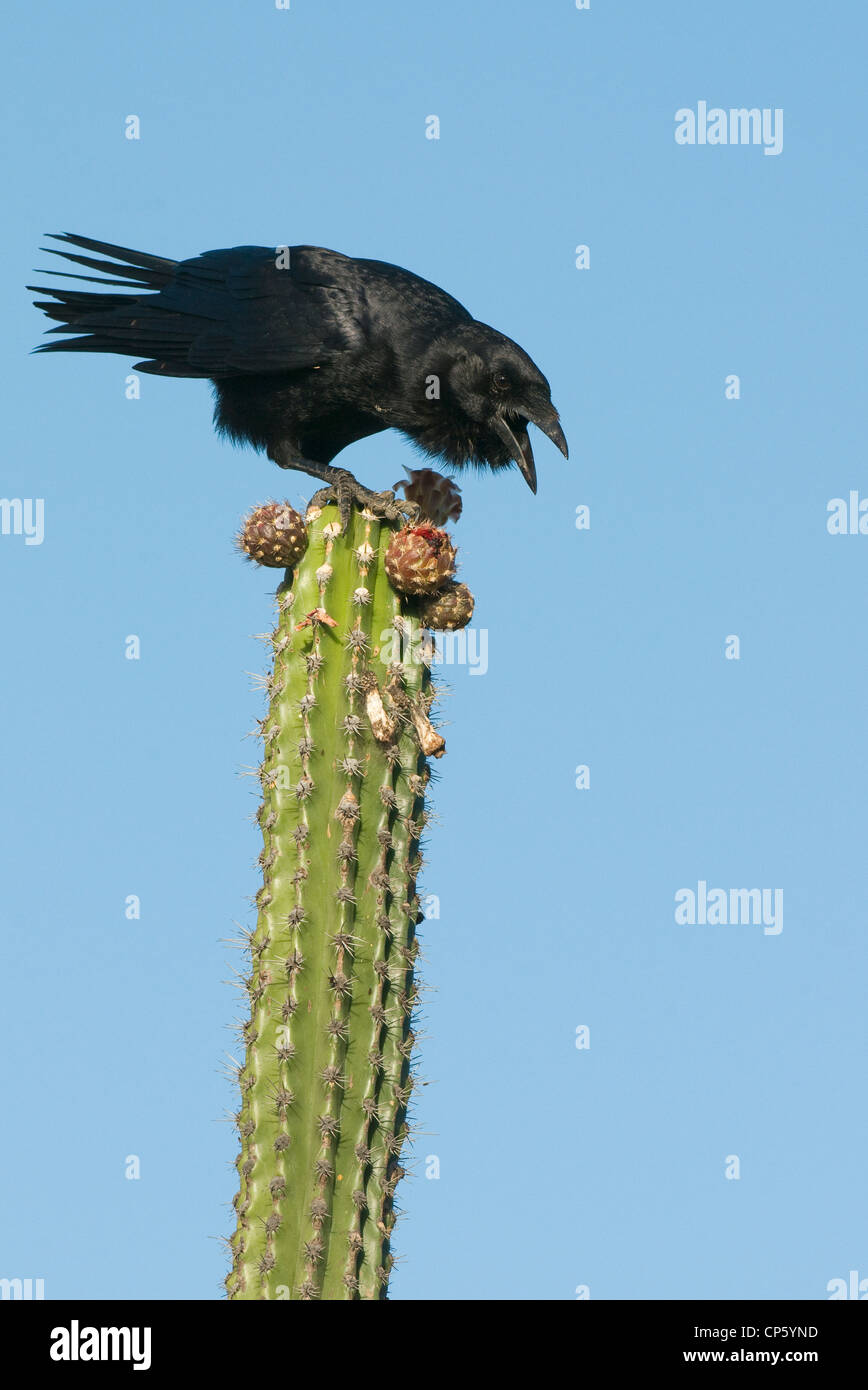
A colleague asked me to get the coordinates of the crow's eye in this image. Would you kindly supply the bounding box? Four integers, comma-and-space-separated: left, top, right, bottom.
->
491, 371, 510, 392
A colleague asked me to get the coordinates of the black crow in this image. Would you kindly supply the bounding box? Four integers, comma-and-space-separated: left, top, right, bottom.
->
30, 234, 568, 525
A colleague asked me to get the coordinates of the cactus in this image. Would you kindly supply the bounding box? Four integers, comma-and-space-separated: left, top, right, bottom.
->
225, 499, 453, 1301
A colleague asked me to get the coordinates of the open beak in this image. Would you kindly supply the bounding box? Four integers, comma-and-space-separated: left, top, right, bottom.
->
493, 415, 537, 491
492, 406, 569, 494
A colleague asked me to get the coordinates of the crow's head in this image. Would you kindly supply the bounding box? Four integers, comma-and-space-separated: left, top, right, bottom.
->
412, 323, 568, 492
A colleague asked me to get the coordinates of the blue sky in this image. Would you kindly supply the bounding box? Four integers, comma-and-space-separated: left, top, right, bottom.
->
1, 0, 866, 1300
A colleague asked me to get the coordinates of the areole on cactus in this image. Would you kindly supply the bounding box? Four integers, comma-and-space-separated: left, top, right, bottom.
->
226, 485, 469, 1299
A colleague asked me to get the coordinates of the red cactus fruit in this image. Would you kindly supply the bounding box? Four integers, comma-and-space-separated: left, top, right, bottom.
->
384, 525, 457, 596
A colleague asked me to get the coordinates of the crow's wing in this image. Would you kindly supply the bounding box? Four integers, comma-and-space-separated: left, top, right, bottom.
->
29, 235, 368, 378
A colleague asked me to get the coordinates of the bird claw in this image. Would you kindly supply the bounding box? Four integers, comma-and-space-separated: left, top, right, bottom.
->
310, 472, 420, 531
309, 476, 355, 531
370, 492, 421, 526
395, 498, 422, 525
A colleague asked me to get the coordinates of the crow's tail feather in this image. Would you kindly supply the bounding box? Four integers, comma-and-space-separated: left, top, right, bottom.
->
28, 233, 212, 377
35, 232, 177, 286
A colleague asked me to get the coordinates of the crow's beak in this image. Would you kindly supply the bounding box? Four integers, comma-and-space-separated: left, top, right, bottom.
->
529, 404, 569, 461
492, 414, 537, 492
493, 405, 569, 494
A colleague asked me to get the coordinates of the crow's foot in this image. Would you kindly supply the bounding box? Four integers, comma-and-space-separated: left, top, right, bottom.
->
309, 471, 420, 531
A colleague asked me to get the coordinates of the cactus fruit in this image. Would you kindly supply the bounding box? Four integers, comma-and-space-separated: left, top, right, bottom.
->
414, 581, 475, 631
393, 467, 463, 527
226, 499, 457, 1301
238, 502, 309, 568
384, 525, 457, 596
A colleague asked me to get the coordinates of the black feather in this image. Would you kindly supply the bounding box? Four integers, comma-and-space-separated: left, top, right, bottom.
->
29, 233, 567, 486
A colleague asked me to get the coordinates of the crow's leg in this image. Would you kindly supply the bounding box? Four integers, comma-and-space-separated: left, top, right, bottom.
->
269, 445, 419, 531
308, 472, 419, 531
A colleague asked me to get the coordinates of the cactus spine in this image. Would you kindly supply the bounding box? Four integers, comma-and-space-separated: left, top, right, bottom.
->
226, 502, 440, 1300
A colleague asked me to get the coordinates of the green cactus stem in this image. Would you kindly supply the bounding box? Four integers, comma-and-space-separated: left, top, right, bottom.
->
226, 500, 449, 1301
